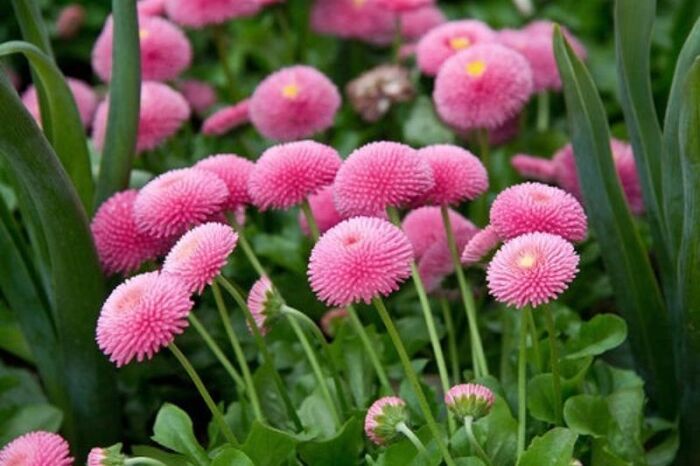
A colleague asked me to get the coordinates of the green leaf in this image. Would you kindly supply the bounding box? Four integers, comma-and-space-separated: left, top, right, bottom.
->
94, 0, 141, 207
563, 395, 611, 437
606, 388, 646, 463
527, 374, 558, 424
382, 424, 443, 466
565, 314, 628, 359
554, 27, 677, 417
211, 447, 255, 466
454, 459, 485, 466
0, 305, 33, 362
299, 389, 338, 438
131, 446, 191, 466
403, 96, 455, 147
152, 403, 209, 466
241, 420, 299, 466
519, 427, 577, 466
0, 403, 63, 445
474, 397, 518, 466
298, 417, 363, 466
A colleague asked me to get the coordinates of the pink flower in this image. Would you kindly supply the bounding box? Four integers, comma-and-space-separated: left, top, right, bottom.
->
134, 168, 229, 238
298, 185, 345, 236
93, 81, 191, 153
511, 153, 556, 182
92, 15, 192, 82
489, 182, 588, 242
202, 100, 250, 135
249, 66, 341, 141
22, 77, 98, 128
177, 79, 217, 114
138, 0, 167, 16
487, 232, 579, 308
247, 276, 281, 335
163, 223, 238, 293
195, 154, 255, 211
0, 431, 73, 466
364, 396, 408, 445
400, 5, 445, 41
444, 383, 495, 419
165, 0, 260, 28
91, 190, 167, 275
97, 272, 193, 366
311, 0, 394, 45
375, 0, 433, 13
321, 308, 349, 336
333, 141, 434, 217
401, 206, 474, 259
461, 225, 501, 265
248, 141, 342, 210
433, 43, 533, 131
488, 112, 521, 146
416, 20, 496, 76
87, 445, 125, 466
308, 217, 413, 306
418, 144, 488, 205
87, 448, 107, 466
56, 4, 86, 39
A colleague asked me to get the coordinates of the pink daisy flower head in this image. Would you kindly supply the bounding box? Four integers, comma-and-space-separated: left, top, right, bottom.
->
134, 167, 229, 238
93, 81, 190, 153
487, 232, 579, 309
87, 444, 125, 466
138, 0, 167, 16
0, 431, 73, 466
320, 308, 349, 337
97, 272, 193, 366
418, 217, 478, 292
298, 185, 345, 236
91, 190, 167, 275
248, 140, 342, 210
418, 144, 488, 205
461, 224, 501, 265
202, 99, 250, 135
444, 383, 495, 420
333, 141, 434, 217
247, 276, 283, 335
375, 0, 432, 13
308, 217, 414, 306
416, 20, 497, 76
434, 43, 533, 131
511, 153, 557, 182
56, 4, 86, 39
400, 5, 445, 41
402, 206, 475, 260
195, 154, 255, 211
163, 223, 238, 293
165, 0, 260, 28
489, 182, 587, 242
177, 79, 217, 115
364, 396, 409, 445
22, 77, 98, 128
310, 0, 394, 45
92, 15, 192, 82
249, 66, 341, 141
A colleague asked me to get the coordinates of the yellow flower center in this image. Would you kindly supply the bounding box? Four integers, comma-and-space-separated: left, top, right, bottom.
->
465, 60, 487, 78
139, 28, 150, 39
449, 36, 471, 50
282, 83, 301, 99
517, 252, 538, 269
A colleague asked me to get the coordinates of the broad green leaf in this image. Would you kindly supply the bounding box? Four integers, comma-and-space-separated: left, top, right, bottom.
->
298, 417, 363, 466
527, 374, 557, 424
519, 427, 577, 466
606, 388, 646, 463
454, 459, 485, 466
211, 447, 255, 466
474, 397, 518, 466
565, 314, 627, 359
403, 96, 455, 147
94, 0, 141, 207
0, 403, 63, 445
299, 389, 337, 438
131, 445, 191, 466
554, 28, 677, 417
646, 427, 678, 466
152, 403, 209, 466
0, 305, 33, 362
241, 420, 299, 466
563, 394, 611, 437
592, 439, 633, 466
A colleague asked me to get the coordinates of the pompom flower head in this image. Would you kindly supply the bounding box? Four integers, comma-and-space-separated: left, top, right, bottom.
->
402, 206, 474, 259
93, 81, 190, 153
202, 100, 250, 135
248, 141, 342, 210
375, 0, 432, 13
87, 444, 125, 466
490, 182, 587, 242
418, 144, 488, 205
400, 5, 445, 41
308, 217, 413, 306
91, 190, 167, 275
0, 431, 73, 466
333, 141, 434, 217
165, 0, 260, 28
249, 66, 341, 141
487, 232, 579, 308
416, 20, 496, 76
433, 43, 533, 131
97, 272, 193, 367
177, 79, 217, 115
22, 77, 98, 128
298, 185, 345, 236
310, 0, 394, 45
195, 154, 255, 211
444, 383, 495, 419
92, 15, 192, 82
364, 396, 409, 445
163, 223, 238, 293
134, 168, 228, 238
138, 0, 167, 16
247, 276, 283, 335
461, 225, 501, 265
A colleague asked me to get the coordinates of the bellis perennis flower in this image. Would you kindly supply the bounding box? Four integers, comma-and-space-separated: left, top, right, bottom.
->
0, 431, 73, 466
445, 383, 495, 419
364, 396, 409, 446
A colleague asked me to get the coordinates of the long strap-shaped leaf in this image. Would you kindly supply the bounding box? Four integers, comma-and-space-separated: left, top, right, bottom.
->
554, 28, 678, 418
0, 74, 121, 459
0, 42, 94, 212
677, 58, 700, 466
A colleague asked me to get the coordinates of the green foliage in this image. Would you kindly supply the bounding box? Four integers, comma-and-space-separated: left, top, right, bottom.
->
518, 428, 577, 466
152, 403, 209, 466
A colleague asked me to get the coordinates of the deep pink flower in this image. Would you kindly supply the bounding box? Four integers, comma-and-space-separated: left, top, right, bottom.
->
416, 20, 496, 76
93, 81, 191, 153
249, 66, 341, 141
488, 112, 521, 146
433, 44, 533, 131
461, 225, 501, 265
490, 182, 587, 242
163, 223, 238, 293
22, 77, 98, 128
444, 383, 495, 419
400, 5, 445, 41
298, 185, 345, 236
311, 0, 394, 45
165, 0, 260, 28
402, 206, 474, 259
364, 396, 408, 445
247, 276, 281, 335
177, 79, 217, 114
138, 0, 167, 16
418, 144, 488, 205
375, 0, 432, 13
511, 153, 556, 182
56, 4, 86, 39
195, 154, 255, 211
92, 15, 192, 82
202, 100, 250, 135
134, 168, 229, 238
97, 272, 193, 366
333, 141, 434, 217
308, 217, 413, 306
0, 431, 73, 466
321, 308, 349, 336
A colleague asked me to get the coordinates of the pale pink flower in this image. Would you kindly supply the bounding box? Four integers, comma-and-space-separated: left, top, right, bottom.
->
56, 4, 85, 39
195, 154, 255, 211
177, 79, 217, 114
0, 431, 73, 466
418, 144, 488, 205
401, 206, 474, 259
22, 77, 98, 128
375, 0, 433, 13
247, 276, 281, 335
298, 185, 345, 236
400, 5, 445, 41
418, 216, 478, 291
165, 0, 260, 28
202, 100, 250, 135
461, 225, 501, 265
364, 396, 408, 445
311, 0, 394, 45
444, 383, 495, 419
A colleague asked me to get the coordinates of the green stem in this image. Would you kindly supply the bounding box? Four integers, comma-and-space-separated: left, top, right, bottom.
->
396, 421, 429, 458
440, 298, 460, 384
168, 343, 238, 445
500, 311, 512, 384
440, 205, 489, 378
228, 214, 267, 278
536, 92, 550, 132
526, 309, 542, 373
543, 304, 563, 424
393, 15, 403, 63
477, 128, 490, 172
125, 458, 167, 466
300, 198, 320, 241
347, 305, 393, 396
373, 297, 456, 466
212, 25, 237, 101
517, 307, 530, 458
211, 281, 264, 423
188, 313, 246, 391
464, 416, 493, 466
